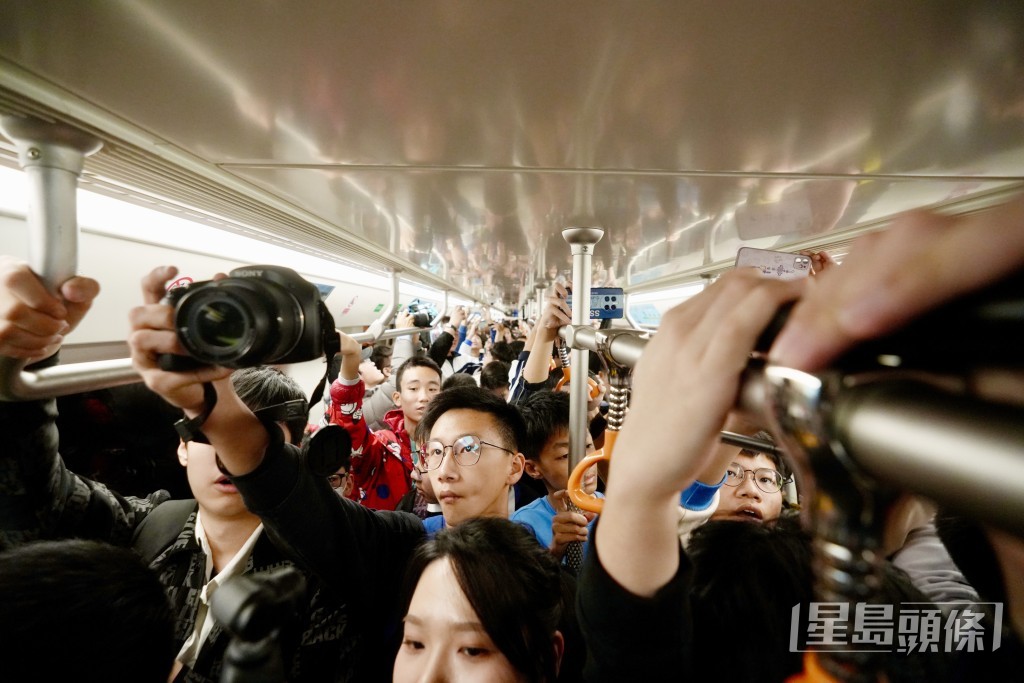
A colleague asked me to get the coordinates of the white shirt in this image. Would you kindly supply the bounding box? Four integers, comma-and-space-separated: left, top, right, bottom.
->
175, 511, 264, 669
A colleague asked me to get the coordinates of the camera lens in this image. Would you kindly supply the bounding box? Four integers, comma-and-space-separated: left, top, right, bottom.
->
175, 281, 303, 367
192, 300, 249, 349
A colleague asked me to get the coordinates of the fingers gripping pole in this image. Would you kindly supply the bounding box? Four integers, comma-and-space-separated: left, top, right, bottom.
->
0, 115, 140, 401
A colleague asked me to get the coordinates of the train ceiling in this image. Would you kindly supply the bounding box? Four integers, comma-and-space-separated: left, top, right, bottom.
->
1, 1, 1023, 311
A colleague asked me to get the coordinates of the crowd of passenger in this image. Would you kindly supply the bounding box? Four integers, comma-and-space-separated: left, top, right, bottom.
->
0, 195, 1021, 681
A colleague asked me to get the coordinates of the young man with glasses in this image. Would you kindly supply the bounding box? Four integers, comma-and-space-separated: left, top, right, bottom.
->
328, 465, 354, 499
416, 385, 526, 535
711, 431, 793, 524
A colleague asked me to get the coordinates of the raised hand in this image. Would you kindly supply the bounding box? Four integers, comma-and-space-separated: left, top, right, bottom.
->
0, 256, 100, 362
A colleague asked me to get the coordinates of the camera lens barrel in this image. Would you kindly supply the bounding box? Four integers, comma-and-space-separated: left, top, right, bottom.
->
174, 280, 304, 368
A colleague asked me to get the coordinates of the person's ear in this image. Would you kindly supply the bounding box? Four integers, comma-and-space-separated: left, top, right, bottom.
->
552, 630, 565, 676
507, 452, 525, 485
523, 458, 544, 480
177, 441, 189, 468
392, 390, 402, 406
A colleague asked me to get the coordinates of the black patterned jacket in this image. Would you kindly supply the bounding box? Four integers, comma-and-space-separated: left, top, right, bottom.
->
0, 393, 424, 682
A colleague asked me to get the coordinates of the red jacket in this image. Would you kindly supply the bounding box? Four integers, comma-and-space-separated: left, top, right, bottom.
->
328, 378, 414, 511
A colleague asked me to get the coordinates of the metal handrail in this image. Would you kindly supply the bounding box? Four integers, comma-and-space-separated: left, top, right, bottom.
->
0, 115, 141, 401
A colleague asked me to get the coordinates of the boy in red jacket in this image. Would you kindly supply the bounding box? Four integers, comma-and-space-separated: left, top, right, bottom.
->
328, 331, 442, 510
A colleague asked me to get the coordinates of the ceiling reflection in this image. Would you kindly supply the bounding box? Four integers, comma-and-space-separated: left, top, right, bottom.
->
1, 1, 1022, 308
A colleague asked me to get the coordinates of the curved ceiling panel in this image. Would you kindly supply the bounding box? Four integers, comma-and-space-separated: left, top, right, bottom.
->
1, 0, 1022, 309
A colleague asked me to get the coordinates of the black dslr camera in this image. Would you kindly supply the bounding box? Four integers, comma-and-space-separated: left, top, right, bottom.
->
405, 299, 435, 328
159, 265, 337, 371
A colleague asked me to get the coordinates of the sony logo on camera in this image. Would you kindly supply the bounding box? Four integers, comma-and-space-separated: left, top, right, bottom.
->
159, 265, 337, 372
232, 268, 267, 278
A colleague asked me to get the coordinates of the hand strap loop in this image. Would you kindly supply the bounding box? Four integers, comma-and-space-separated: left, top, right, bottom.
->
174, 382, 218, 444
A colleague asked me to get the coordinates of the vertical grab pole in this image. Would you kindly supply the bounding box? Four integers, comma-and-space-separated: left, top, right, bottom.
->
1, 115, 103, 292
561, 228, 604, 474
0, 115, 141, 401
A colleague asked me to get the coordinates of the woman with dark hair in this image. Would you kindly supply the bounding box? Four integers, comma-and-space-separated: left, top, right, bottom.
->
428, 331, 457, 381
394, 517, 567, 682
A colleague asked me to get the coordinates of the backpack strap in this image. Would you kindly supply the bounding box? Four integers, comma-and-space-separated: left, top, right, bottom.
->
132, 498, 198, 564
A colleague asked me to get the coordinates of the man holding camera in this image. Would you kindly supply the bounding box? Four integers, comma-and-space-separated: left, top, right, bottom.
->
0, 260, 424, 682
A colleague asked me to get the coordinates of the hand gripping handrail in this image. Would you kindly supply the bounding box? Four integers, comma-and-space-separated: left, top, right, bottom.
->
562, 324, 779, 511
0, 115, 141, 401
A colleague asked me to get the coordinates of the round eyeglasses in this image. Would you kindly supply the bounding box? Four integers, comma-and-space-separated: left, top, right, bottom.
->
327, 472, 349, 489
723, 464, 787, 494
420, 434, 514, 470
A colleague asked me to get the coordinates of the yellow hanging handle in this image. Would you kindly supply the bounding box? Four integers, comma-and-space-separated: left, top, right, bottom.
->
554, 365, 603, 400
567, 430, 617, 513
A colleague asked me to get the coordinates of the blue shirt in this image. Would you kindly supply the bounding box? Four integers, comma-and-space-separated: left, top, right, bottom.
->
511, 493, 604, 560
422, 514, 446, 537
680, 476, 724, 511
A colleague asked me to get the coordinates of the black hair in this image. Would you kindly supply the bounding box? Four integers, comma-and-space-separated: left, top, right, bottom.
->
510, 340, 526, 357
415, 385, 526, 453
231, 367, 307, 445
401, 517, 563, 682
0, 539, 175, 682
518, 390, 570, 461
428, 331, 455, 368
370, 343, 393, 373
480, 360, 511, 393
490, 340, 516, 364
442, 373, 477, 391
395, 356, 443, 392
687, 518, 950, 682
739, 430, 793, 482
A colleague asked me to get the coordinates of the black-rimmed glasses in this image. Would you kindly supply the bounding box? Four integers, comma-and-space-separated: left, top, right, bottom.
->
327, 472, 349, 490
420, 434, 514, 470
723, 464, 787, 494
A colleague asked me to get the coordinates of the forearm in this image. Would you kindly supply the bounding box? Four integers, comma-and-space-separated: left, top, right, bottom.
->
340, 350, 361, 381
579, 521, 693, 682
695, 413, 756, 484
523, 337, 554, 384
0, 394, 161, 547
360, 383, 393, 428
233, 437, 425, 593
201, 381, 270, 476
391, 335, 413, 369
595, 486, 680, 597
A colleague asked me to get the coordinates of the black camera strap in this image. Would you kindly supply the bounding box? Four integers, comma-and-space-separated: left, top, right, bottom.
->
174, 382, 218, 444
308, 301, 342, 409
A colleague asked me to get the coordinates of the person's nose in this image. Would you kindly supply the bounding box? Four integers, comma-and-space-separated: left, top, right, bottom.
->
415, 649, 451, 683
737, 472, 762, 499
436, 447, 460, 481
